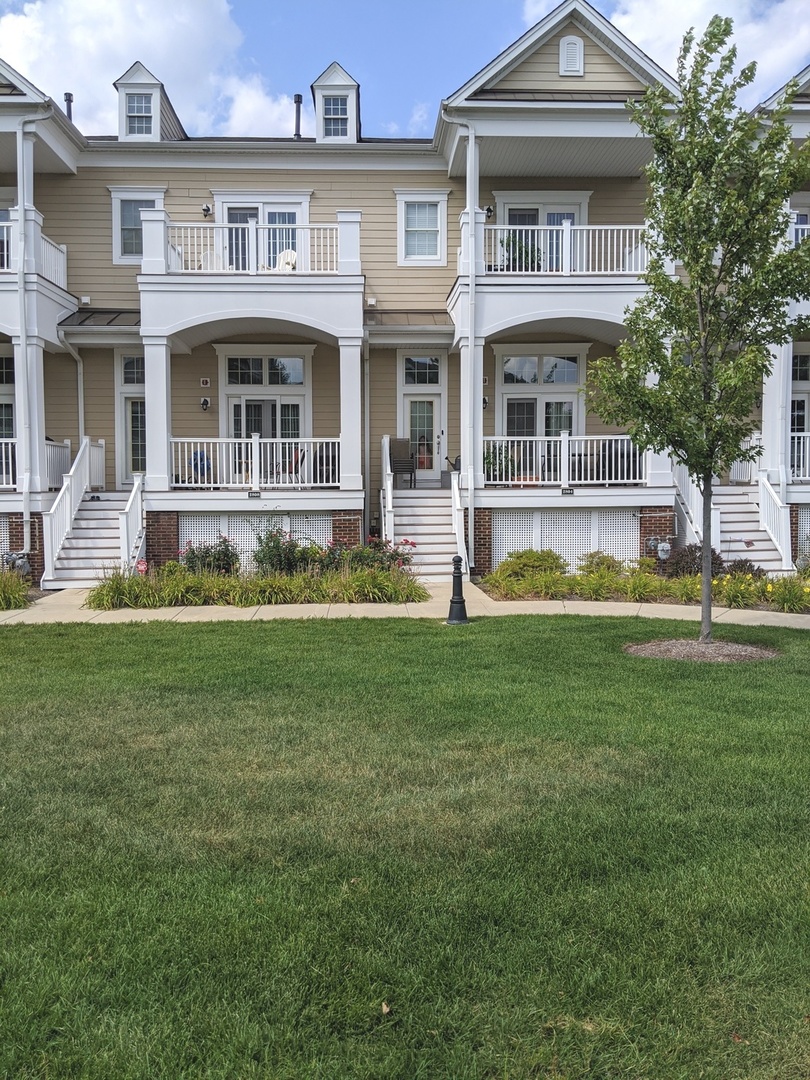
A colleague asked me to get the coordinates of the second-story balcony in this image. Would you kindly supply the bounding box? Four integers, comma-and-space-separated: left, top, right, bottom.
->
482, 222, 648, 277
141, 210, 362, 279
0, 211, 68, 289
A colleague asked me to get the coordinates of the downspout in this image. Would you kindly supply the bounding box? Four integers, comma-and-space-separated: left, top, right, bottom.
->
15, 106, 52, 552
57, 326, 85, 441
442, 110, 477, 566
363, 329, 370, 539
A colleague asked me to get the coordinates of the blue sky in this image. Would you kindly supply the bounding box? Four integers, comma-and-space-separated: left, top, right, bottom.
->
0, 0, 808, 137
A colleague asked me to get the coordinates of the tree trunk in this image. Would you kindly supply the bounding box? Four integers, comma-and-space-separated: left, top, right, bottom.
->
700, 472, 714, 643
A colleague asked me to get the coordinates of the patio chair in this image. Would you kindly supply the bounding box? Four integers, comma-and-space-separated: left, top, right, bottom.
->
274, 248, 297, 272
390, 438, 415, 489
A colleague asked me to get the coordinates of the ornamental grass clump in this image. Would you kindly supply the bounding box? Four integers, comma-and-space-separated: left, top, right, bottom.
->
0, 568, 29, 610
621, 570, 667, 603
763, 575, 810, 614
714, 572, 759, 609
572, 568, 622, 602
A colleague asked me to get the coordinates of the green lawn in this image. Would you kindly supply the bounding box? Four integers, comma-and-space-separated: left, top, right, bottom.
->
0, 616, 807, 1079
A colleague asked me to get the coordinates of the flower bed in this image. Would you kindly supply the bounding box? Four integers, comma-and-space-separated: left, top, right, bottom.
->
480, 549, 810, 614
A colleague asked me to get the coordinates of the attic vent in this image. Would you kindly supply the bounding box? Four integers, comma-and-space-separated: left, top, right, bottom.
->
560, 35, 584, 77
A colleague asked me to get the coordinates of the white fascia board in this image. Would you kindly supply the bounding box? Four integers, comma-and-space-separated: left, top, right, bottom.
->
760, 64, 810, 110
59, 328, 143, 348
78, 143, 441, 172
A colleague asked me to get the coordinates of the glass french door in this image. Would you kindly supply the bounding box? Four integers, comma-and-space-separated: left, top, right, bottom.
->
407, 396, 442, 481
227, 207, 258, 270
546, 209, 577, 271
267, 210, 297, 269
125, 397, 146, 483
231, 396, 302, 483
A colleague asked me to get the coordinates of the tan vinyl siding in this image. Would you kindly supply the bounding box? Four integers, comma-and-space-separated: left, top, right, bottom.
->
171, 347, 219, 437
34, 167, 462, 311
311, 346, 340, 437
369, 349, 398, 491
493, 24, 645, 94
81, 349, 116, 490
44, 353, 80, 450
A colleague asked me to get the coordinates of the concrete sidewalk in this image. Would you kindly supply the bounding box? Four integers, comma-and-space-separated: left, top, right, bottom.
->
1, 582, 809, 629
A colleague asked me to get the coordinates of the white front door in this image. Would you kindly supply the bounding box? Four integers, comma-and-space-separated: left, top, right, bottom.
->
405, 395, 442, 481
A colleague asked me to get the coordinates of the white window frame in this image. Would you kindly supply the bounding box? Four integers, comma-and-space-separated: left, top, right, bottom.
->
313, 81, 357, 144
493, 343, 590, 436
0, 344, 14, 439
559, 35, 585, 76
323, 95, 348, 138
126, 93, 153, 136
491, 190, 592, 227
395, 189, 450, 267
215, 344, 315, 438
109, 185, 166, 265
210, 191, 312, 270
114, 348, 146, 488
117, 83, 160, 143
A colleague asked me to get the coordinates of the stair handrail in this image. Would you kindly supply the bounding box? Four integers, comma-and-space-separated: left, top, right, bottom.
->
119, 472, 145, 571
380, 434, 395, 542
450, 470, 469, 573
759, 476, 793, 570
42, 435, 92, 583
672, 460, 720, 544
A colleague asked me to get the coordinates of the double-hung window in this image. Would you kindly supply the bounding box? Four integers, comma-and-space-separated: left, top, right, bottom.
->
323, 96, 348, 137
395, 189, 449, 267
126, 93, 152, 136
109, 186, 165, 264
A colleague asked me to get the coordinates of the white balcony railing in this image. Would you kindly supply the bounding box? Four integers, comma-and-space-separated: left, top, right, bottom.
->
759, 476, 793, 570
483, 433, 646, 486
40, 233, 68, 289
170, 437, 341, 489
483, 223, 647, 276
166, 223, 339, 274
45, 439, 72, 488
0, 438, 16, 488
0, 223, 10, 272
795, 224, 810, 246
790, 433, 810, 480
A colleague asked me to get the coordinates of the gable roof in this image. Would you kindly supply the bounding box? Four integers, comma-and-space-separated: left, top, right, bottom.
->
0, 56, 49, 104
759, 64, 810, 111
444, 0, 678, 108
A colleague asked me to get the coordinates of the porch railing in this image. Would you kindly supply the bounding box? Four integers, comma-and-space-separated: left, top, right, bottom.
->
380, 434, 395, 542
170, 436, 341, 489
795, 223, 810, 246
790, 433, 810, 480
0, 438, 16, 488
0, 223, 10, 271
40, 233, 68, 289
42, 435, 93, 582
483, 433, 646, 486
483, 223, 647, 275
166, 222, 339, 274
119, 473, 145, 571
45, 439, 72, 489
759, 476, 793, 570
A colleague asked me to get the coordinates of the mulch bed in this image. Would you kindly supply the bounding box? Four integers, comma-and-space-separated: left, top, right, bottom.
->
625, 640, 779, 662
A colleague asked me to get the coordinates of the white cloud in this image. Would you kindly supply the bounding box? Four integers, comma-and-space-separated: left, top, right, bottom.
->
407, 102, 430, 137
0, 0, 306, 136
523, 0, 810, 105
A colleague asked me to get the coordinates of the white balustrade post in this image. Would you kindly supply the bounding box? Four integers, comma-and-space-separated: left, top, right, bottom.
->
336, 211, 362, 274
248, 218, 258, 274
560, 432, 570, 486
473, 208, 486, 275
140, 208, 169, 274
561, 219, 572, 275
251, 432, 260, 490
23, 207, 44, 275
339, 337, 363, 489
760, 341, 789, 485
646, 448, 674, 486
143, 337, 171, 490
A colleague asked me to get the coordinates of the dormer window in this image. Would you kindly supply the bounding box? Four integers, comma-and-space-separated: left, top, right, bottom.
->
126, 93, 152, 136
559, 35, 584, 76
323, 96, 348, 137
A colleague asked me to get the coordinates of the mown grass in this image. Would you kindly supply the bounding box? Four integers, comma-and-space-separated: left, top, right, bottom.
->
0, 616, 808, 1079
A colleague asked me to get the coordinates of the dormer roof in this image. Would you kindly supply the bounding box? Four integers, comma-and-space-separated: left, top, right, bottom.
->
113, 61, 186, 141
311, 62, 360, 143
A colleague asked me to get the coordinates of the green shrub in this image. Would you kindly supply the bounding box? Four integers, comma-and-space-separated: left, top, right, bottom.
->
572, 569, 621, 602
715, 573, 758, 609
180, 535, 240, 575
0, 568, 29, 610
667, 575, 702, 604
664, 544, 725, 578
578, 550, 624, 574
498, 549, 568, 575
725, 558, 766, 579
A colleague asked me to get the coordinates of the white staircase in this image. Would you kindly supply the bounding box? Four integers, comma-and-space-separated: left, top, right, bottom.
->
42, 492, 127, 589
713, 485, 784, 574
392, 489, 462, 581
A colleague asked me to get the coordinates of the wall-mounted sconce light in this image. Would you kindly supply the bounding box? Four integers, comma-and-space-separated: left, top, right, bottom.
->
200, 397, 210, 411
483, 396, 489, 410
485, 206, 494, 220
201, 204, 212, 218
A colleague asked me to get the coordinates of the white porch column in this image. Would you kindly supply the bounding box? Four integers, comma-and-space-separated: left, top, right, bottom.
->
459, 335, 485, 489
339, 337, 363, 490
14, 335, 46, 491
336, 211, 362, 274
760, 341, 790, 485
140, 208, 169, 275
143, 337, 171, 490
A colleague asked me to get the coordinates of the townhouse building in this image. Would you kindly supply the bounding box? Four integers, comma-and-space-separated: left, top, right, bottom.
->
0, 0, 808, 587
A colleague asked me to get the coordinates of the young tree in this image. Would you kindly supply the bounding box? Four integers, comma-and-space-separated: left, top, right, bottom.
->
589, 16, 810, 643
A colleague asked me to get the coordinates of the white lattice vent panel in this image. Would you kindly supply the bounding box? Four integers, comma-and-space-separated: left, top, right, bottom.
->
492, 511, 533, 566
597, 510, 640, 564
536, 511, 592, 570
797, 507, 810, 562
0, 514, 9, 555
491, 508, 641, 569
179, 512, 332, 574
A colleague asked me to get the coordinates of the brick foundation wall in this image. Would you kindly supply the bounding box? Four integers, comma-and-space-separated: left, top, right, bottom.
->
470, 507, 492, 576
332, 510, 363, 547
639, 507, 676, 562
790, 504, 799, 561
9, 513, 44, 581
145, 511, 179, 568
